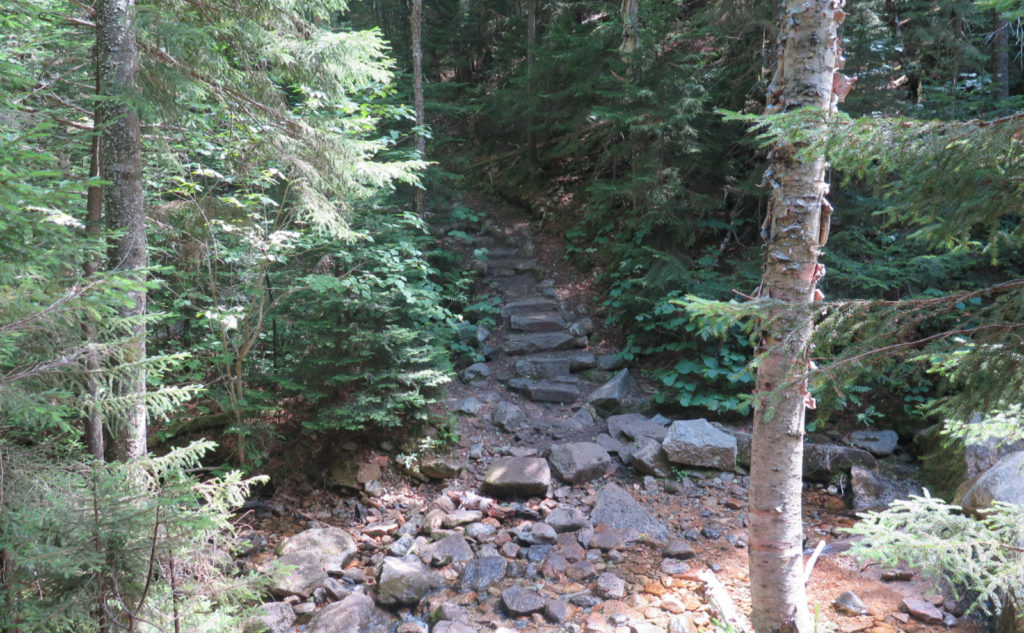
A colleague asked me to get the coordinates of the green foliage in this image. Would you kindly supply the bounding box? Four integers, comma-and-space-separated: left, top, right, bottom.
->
847, 492, 1024, 617
270, 209, 456, 432
0, 440, 264, 633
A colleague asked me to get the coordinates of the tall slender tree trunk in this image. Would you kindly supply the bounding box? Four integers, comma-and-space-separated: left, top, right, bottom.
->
993, 11, 1010, 101
411, 0, 426, 215
97, 0, 147, 461
748, 3, 845, 633
619, 0, 639, 53
85, 41, 106, 462
526, 0, 539, 171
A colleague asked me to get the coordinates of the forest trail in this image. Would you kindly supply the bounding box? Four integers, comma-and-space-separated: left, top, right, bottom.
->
243, 195, 980, 633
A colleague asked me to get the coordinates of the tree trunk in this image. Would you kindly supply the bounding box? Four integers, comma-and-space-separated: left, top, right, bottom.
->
619, 0, 639, 53
526, 0, 539, 170
748, 3, 845, 633
97, 0, 147, 461
993, 11, 1009, 101
411, 0, 426, 215
85, 42, 106, 462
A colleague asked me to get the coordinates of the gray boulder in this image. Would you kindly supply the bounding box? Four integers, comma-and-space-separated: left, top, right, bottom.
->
608, 413, 670, 443
956, 451, 1024, 515
481, 457, 551, 498
630, 437, 672, 478
244, 602, 296, 633
803, 443, 878, 482
269, 528, 357, 598
459, 362, 491, 383
307, 593, 382, 633
501, 585, 545, 616
588, 369, 641, 413
663, 419, 737, 471
545, 507, 590, 532
491, 401, 527, 433
589, 483, 669, 541
849, 430, 899, 456
851, 465, 921, 512
459, 556, 508, 590
547, 442, 613, 484
375, 556, 443, 606
420, 534, 474, 566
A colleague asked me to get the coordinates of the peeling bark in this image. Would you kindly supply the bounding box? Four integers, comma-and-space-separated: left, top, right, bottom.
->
98, 0, 147, 461
748, 3, 845, 633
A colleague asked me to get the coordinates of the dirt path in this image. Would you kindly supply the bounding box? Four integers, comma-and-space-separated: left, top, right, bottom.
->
242, 194, 980, 633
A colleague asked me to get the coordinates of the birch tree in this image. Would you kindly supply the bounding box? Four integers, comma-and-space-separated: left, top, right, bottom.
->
748, 2, 848, 632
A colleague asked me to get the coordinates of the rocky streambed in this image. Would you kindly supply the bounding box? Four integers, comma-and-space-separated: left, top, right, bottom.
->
238, 196, 1010, 633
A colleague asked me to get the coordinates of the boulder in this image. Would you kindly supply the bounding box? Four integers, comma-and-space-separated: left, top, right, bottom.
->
589, 483, 669, 541
588, 370, 640, 413
547, 442, 613, 484
662, 419, 737, 471
629, 437, 672, 478
608, 413, 670, 443
850, 465, 920, 512
501, 585, 545, 616
803, 443, 878, 482
375, 556, 443, 606
545, 507, 590, 532
849, 430, 899, 456
307, 593, 381, 633
956, 451, 1024, 515
491, 401, 527, 433
459, 362, 491, 383
459, 556, 508, 590
269, 528, 357, 598
418, 455, 463, 480
244, 602, 296, 633
420, 534, 474, 566
481, 457, 551, 498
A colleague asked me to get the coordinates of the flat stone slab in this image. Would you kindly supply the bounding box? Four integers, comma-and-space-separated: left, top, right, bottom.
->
608, 413, 670, 442
481, 457, 551, 498
510, 313, 568, 332
849, 429, 899, 456
505, 332, 585, 355
502, 297, 558, 318
516, 355, 573, 378
523, 379, 581, 403
548, 442, 613, 484
662, 418, 737, 471
459, 556, 508, 590
590, 483, 669, 541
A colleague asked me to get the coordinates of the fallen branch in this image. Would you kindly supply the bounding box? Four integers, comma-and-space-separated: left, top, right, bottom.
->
803, 539, 827, 585
697, 568, 753, 633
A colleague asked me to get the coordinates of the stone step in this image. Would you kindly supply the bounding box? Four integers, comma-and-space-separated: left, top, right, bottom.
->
488, 257, 537, 271
505, 332, 587, 355
514, 351, 597, 378
501, 297, 559, 318
510, 313, 568, 333
484, 247, 519, 258
509, 379, 582, 404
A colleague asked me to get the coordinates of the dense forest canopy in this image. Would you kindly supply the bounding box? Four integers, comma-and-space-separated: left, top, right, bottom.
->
2, 0, 1024, 631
